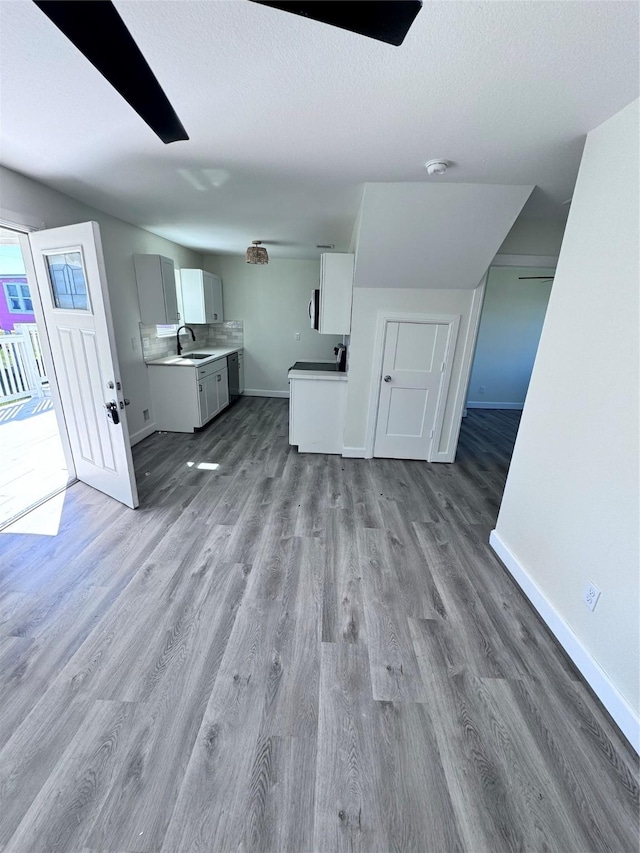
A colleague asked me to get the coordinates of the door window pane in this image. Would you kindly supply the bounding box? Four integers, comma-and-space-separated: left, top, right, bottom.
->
45, 251, 89, 311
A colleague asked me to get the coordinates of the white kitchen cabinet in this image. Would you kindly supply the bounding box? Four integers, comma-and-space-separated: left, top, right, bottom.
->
148, 358, 229, 432
319, 253, 354, 335
134, 254, 180, 324
179, 269, 224, 324
288, 373, 348, 454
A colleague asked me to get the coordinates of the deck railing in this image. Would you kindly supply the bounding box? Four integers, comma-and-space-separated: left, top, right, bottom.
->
0, 325, 47, 403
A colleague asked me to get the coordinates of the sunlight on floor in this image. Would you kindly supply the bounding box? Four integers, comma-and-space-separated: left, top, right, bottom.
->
0, 408, 69, 528
1, 489, 67, 536
187, 461, 220, 470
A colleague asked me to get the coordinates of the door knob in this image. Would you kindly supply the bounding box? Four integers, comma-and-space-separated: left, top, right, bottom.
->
105, 401, 120, 425
383, 375, 392, 382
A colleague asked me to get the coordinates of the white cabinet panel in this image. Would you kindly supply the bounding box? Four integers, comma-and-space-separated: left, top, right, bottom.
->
180, 269, 224, 324
318, 253, 354, 335
289, 376, 347, 454
134, 254, 179, 324
148, 358, 230, 433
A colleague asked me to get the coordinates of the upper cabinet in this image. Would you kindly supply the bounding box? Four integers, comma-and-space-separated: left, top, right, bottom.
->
179, 269, 224, 324
134, 254, 179, 324
319, 253, 354, 335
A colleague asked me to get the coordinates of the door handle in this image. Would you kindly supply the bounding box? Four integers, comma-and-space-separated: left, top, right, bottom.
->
383, 375, 392, 383
105, 400, 120, 424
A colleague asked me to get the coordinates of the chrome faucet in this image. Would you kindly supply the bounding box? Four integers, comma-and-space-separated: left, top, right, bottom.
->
176, 325, 196, 356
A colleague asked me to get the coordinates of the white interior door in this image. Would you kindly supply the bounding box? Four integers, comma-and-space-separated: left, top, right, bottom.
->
23, 222, 138, 508
374, 320, 456, 460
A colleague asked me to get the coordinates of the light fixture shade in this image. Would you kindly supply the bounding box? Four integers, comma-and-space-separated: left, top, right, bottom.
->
246, 241, 269, 264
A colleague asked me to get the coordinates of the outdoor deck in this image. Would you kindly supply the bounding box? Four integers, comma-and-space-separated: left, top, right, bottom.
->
0, 396, 69, 528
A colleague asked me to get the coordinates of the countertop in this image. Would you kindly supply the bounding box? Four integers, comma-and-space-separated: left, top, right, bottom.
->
145, 346, 242, 368
288, 364, 348, 381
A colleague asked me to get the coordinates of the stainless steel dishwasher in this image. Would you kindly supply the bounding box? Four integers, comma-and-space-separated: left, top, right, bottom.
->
227, 352, 240, 404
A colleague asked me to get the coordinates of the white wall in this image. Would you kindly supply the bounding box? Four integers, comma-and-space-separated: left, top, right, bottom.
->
344, 286, 483, 457
0, 166, 202, 443
203, 255, 338, 395
354, 182, 533, 290
492, 99, 639, 746
467, 266, 554, 409
497, 216, 567, 257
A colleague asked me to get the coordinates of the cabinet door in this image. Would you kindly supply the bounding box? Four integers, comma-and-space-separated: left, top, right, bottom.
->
211, 276, 224, 323
203, 373, 218, 422
161, 257, 179, 323
216, 366, 229, 410
202, 272, 216, 323
318, 253, 353, 335
134, 254, 177, 324
238, 352, 244, 394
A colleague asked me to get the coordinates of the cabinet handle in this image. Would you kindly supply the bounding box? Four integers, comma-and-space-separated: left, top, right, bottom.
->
217, 374, 221, 382
214, 313, 218, 320
199, 384, 202, 392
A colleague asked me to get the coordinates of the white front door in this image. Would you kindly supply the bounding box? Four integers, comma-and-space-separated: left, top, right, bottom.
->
374, 320, 457, 460
23, 222, 138, 508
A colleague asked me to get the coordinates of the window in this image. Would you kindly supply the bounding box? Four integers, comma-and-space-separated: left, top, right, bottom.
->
156, 324, 179, 337
3, 280, 33, 314
45, 251, 89, 311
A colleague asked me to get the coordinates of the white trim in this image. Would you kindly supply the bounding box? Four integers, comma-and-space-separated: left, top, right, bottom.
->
243, 389, 289, 399
490, 530, 639, 754
364, 311, 460, 461
0, 208, 44, 233
492, 254, 558, 268
466, 401, 524, 410
129, 423, 156, 446
342, 446, 365, 458
431, 277, 487, 463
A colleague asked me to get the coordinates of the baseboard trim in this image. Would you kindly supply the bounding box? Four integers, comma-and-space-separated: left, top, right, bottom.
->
342, 446, 365, 458
129, 423, 156, 446
490, 529, 639, 753
243, 389, 289, 399
467, 401, 524, 410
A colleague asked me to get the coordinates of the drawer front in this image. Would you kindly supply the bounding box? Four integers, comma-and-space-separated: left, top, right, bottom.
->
197, 357, 225, 379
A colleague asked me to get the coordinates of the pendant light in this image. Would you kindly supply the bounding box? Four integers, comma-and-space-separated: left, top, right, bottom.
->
245, 240, 269, 264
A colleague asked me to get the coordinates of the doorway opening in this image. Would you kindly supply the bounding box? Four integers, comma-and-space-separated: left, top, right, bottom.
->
0, 226, 71, 530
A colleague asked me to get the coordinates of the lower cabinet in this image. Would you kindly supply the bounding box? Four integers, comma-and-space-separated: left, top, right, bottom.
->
148, 359, 229, 433
198, 366, 229, 425
288, 376, 348, 454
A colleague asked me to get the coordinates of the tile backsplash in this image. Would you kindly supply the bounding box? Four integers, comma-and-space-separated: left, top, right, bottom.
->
141, 320, 244, 362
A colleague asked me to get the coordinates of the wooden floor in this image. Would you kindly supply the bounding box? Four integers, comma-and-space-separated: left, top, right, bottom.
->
0, 398, 637, 853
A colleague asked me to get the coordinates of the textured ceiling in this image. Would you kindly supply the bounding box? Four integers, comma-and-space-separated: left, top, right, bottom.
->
1, 0, 638, 259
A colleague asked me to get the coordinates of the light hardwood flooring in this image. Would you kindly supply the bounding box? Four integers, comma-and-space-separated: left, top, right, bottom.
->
0, 398, 637, 852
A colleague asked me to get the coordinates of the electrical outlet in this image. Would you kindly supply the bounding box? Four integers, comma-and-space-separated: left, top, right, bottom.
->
143, 409, 150, 421
583, 582, 601, 612
295, 332, 301, 341
479, 385, 486, 394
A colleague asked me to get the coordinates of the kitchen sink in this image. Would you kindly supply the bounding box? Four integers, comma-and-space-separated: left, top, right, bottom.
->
183, 353, 211, 359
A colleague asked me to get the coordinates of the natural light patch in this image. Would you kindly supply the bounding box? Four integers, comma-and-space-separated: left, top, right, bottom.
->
156, 324, 179, 337
1, 490, 66, 536
187, 461, 220, 470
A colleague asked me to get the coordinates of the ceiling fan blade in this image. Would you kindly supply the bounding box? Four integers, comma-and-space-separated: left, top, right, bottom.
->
32, 0, 188, 144
250, 1, 422, 46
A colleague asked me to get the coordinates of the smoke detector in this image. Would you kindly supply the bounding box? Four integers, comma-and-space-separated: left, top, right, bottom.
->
425, 159, 450, 176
